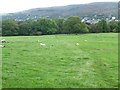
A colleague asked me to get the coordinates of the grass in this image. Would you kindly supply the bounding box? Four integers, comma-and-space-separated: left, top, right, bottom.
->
2, 33, 118, 88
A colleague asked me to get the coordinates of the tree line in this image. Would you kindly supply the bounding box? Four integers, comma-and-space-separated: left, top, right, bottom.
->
1, 16, 119, 36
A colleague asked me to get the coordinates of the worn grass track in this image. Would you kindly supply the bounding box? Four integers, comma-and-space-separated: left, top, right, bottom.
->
2, 33, 118, 88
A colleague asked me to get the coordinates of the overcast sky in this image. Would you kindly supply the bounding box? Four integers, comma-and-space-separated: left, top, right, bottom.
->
0, 0, 119, 14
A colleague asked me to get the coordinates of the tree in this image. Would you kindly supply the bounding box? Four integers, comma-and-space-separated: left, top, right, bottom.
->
0, 21, 2, 36
89, 24, 98, 33
54, 18, 64, 34
18, 20, 31, 35
108, 21, 119, 32
96, 19, 109, 33
63, 16, 89, 34
73, 23, 89, 33
2, 19, 19, 36
118, 21, 120, 33
18, 19, 37, 36
36, 18, 58, 34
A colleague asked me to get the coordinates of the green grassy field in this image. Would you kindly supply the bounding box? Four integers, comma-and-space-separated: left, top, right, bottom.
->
2, 33, 118, 88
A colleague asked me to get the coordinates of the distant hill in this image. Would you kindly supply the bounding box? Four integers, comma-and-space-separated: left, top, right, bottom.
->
2, 2, 118, 20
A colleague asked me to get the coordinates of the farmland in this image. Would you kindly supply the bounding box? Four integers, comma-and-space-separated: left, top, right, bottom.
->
2, 33, 118, 88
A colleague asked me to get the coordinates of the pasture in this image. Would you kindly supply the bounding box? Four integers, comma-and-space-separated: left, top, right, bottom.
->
2, 33, 118, 88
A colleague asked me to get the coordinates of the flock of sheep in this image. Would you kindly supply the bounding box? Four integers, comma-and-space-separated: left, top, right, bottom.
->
0, 39, 87, 48
38, 40, 87, 47
0, 39, 47, 48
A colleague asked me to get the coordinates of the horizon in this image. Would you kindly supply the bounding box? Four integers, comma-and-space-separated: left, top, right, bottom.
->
0, 0, 119, 14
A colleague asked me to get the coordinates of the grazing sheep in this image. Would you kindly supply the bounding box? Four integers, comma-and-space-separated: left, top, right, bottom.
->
1, 39, 6, 43
76, 43, 79, 46
40, 43, 46, 46
0, 45, 5, 48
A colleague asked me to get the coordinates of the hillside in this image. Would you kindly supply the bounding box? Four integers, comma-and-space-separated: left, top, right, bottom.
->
2, 2, 118, 20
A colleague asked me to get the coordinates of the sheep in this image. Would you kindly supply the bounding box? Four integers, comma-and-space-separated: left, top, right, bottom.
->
40, 43, 46, 46
0, 39, 6, 43
76, 43, 79, 46
0, 45, 5, 48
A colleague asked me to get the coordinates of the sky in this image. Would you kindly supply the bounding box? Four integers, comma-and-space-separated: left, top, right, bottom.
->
0, 0, 119, 14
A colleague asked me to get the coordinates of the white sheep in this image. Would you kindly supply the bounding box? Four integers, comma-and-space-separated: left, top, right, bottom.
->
76, 43, 79, 46
1, 39, 6, 43
0, 45, 5, 48
40, 43, 46, 46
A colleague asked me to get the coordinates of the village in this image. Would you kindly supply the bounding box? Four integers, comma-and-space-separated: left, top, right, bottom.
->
11, 14, 118, 25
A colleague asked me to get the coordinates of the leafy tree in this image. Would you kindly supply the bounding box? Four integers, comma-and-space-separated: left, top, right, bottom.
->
108, 21, 119, 32
63, 16, 89, 34
36, 18, 58, 34
73, 23, 89, 33
18, 19, 37, 35
54, 18, 64, 34
18, 21, 30, 35
96, 19, 109, 33
25, 19, 37, 35
0, 21, 2, 36
118, 21, 120, 33
89, 24, 98, 33
2, 19, 19, 36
